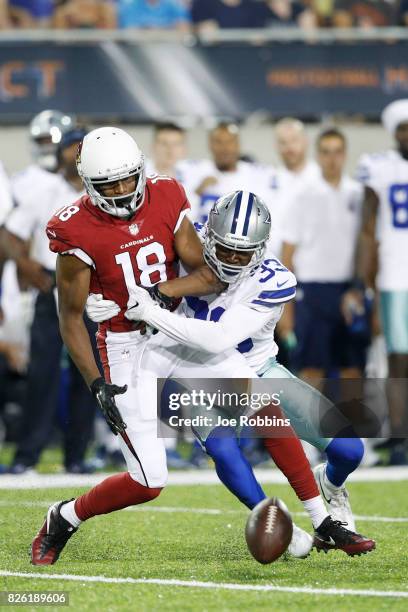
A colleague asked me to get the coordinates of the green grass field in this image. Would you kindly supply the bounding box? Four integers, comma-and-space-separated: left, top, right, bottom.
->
0, 479, 407, 611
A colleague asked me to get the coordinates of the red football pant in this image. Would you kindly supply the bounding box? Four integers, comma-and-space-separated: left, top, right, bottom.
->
74, 472, 162, 521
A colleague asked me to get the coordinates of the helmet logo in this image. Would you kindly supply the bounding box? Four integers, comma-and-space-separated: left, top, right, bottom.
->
129, 223, 139, 236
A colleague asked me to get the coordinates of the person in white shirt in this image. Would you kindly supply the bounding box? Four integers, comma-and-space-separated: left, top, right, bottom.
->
183, 122, 273, 223
145, 122, 187, 179
280, 128, 366, 381
268, 118, 320, 255
355, 99, 408, 464
2, 127, 98, 475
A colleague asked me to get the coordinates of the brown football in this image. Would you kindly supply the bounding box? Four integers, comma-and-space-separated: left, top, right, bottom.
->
245, 497, 293, 564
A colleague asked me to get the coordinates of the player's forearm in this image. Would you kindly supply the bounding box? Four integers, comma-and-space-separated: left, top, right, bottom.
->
355, 187, 379, 290
159, 266, 225, 299
59, 314, 101, 387
356, 235, 378, 290
144, 307, 232, 354
2, 230, 27, 263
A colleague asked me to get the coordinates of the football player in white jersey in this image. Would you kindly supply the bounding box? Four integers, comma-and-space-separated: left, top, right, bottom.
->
356, 99, 408, 464
181, 122, 273, 223
88, 191, 375, 557
2, 127, 98, 475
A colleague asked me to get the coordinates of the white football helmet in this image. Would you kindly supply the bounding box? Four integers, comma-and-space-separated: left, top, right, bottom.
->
29, 109, 75, 171
77, 127, 146, 218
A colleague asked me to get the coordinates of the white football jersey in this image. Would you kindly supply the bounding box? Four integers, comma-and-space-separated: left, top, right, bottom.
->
177, 159, 274, 224
7, 165, 83, 270
357, 150, 408, 290
181, 251, 296, 372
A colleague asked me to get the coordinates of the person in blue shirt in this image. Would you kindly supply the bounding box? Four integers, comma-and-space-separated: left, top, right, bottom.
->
118, 0, 191, 30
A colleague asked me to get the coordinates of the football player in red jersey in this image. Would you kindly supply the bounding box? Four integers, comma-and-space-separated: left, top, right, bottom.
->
30, 126, 223, 565
31, 127, 349, 565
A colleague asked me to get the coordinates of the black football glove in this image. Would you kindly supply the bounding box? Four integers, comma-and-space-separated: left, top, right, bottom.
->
147, 284, 181, 312
90, 377, 128, 435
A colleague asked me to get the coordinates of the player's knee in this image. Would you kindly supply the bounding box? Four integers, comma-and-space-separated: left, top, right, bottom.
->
128, 465, 168, 490
326, 437, 364, 468
205, 427, 239, 464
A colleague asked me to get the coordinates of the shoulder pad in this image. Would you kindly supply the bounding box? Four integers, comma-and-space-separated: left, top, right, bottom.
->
244, 258, 297, 309
46, 197, 89, 254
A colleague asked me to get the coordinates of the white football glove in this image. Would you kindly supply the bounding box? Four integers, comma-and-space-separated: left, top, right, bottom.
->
125, 285, 157, 322
86, 293, 121, 323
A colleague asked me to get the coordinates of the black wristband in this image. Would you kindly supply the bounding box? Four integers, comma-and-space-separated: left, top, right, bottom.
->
90, 377, 104, 395
148, 285, 181, 311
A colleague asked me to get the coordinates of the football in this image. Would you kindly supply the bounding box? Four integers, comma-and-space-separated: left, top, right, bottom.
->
245, 497, 293, 564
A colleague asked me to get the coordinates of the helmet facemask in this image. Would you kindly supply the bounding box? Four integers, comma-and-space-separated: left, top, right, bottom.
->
204, 228, 266, 284
80, 155, 146, 219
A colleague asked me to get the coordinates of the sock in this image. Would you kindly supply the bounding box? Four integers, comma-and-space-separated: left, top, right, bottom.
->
257, 402, 321, 501
302, 495, 329, 529
205, 427, 266, 510
74, 472, 162, 521
60, 500, 82, 528
325, 437, 364, 487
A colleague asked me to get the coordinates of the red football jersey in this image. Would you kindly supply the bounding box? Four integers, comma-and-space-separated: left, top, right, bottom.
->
47, 176, 190, 333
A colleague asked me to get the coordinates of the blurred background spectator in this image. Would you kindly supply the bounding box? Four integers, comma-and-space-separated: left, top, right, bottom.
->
332, 0, 397, 28
397, 0, 408, 24
117, 0, 191, 30
256, 0, 318, 29
146, 122, 188, 177
8, 0, 55, 28
2, 115, 99, 475
280, 128, 367, 382
53, 0, 116, 29
191, 0, 261, 31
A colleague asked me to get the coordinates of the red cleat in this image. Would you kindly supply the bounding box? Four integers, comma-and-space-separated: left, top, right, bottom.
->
314, 516, 376, 556
31, 501, 77, 565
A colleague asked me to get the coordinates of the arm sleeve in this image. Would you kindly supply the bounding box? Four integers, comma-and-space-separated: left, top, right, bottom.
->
144, 301, 279, 354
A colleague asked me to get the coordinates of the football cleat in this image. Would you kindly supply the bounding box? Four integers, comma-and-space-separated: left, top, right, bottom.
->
314, 516, 376, 556
31, 500, 77, 565
287, 523, 313, 559
314, 463, 356, 531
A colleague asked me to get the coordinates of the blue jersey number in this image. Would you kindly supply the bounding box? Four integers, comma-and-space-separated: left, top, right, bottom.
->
259, 258, 288, 283
389, 184, 408, 228
185, 297, 253, 354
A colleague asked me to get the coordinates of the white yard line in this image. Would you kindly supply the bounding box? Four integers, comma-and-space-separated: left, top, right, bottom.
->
0, 500, 407, 523
0, 466, 408, 490
0, 570, 406, 599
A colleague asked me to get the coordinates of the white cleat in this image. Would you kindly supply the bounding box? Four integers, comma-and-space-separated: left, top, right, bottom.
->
313, 463, 356, 532
287, 523, 313, 558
